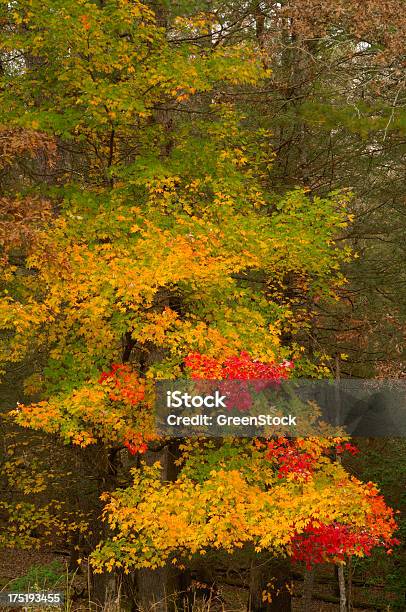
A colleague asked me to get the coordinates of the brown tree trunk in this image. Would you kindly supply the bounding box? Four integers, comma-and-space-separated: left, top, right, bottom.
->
135, 443, 188, 612
248, 555, 292, 612
137, 566, 187, 612
302, 567, 315, 611
89, 446, 122, 609
337, 565, 347, 612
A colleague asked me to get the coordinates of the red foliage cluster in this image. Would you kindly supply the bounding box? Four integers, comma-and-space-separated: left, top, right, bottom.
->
266, 437, 317, 481
98, 364, 145, 406
291, 521, 399, 568
184, 351, 293, 381
98, 364, 148, 454
184, 351, 293, 410
124, 439, 148, 455
335, 442, 359, 456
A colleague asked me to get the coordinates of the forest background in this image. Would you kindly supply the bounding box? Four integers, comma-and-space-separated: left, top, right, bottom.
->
0, 1, 405, 611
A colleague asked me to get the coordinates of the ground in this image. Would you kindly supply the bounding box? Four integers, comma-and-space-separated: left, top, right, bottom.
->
0, 547, 394, 611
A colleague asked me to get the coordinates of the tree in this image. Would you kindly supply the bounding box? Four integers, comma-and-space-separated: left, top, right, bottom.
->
0, 1, 401, 609
90, 358, 398, 609
0, 0, 350, 448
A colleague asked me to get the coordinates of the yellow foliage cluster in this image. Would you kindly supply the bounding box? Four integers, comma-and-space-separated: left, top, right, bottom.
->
91, 440, 385, 572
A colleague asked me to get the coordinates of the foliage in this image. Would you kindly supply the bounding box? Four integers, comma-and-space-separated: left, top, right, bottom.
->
90, 437, 398, 573
346, 439, 406, 610
0, 1, 403, 608
0, 428, 90, 550
0, 0, 352, 448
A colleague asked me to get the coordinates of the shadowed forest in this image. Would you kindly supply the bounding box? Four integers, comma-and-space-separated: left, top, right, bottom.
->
0, 1, 405, 611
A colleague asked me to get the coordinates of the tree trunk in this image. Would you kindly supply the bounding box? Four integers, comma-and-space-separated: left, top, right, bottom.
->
335, 357, 347, 612
135, 443, 188, 612
248, 556, 292, 612
338, 565, 347, 612
89, 446, 122, 609
302, 567, 315, 611
137, 566, 188, 612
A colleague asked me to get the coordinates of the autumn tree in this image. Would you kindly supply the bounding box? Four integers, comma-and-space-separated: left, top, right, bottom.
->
0, 1, 401, 610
